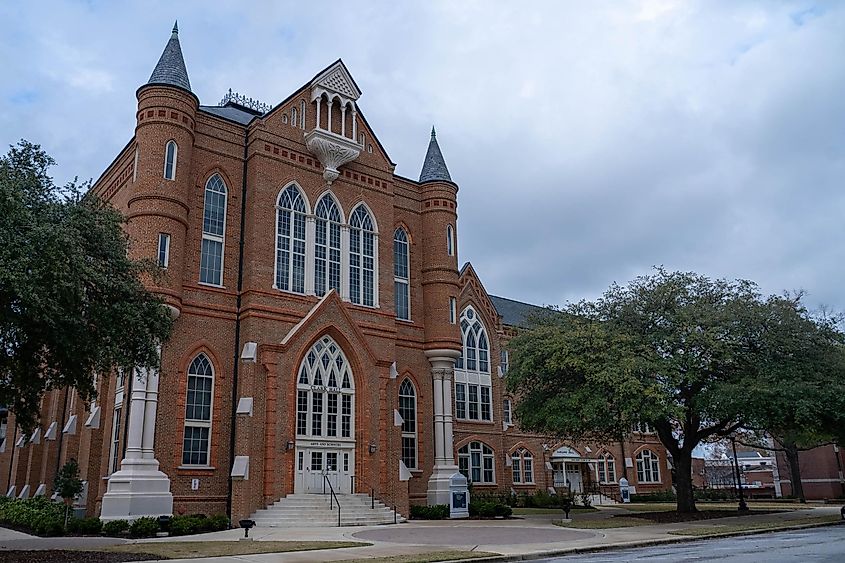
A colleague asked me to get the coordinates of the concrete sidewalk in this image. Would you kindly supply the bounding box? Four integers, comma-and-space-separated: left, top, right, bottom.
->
0, 505, 842, 562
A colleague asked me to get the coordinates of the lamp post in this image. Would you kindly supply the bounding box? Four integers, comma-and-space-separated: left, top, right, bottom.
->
730, 436, 749, 512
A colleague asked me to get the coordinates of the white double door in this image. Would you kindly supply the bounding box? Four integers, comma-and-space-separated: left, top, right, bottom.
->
295, 443, 354, 494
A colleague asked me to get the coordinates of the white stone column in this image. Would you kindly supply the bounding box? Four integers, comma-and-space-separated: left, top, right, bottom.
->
352, 108, 358, 142
425, 349, 461, 506
101, 350, 173, 521
372, 233, 380, 308
315, 97, 322, 130
340, 224, 350, 301
305, 215, 317, 296
341, 106, 347, 137
327, 101, 333, 133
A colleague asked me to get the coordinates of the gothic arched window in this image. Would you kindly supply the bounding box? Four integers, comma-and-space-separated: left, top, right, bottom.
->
512, 448, 534, 484
458, 441, 495, 484
398, 379, 417, 469
296, 336, 354, 439
182, 354, 214, 466
596, 452, 616, 483
349, 205, 376, 306
314, 194, 342, 296
636, 449, 661, 483
275, 184, 307, 293
199, 174, 227, 286
454, 306, 492, 421
393, 228, 410, 320
164, 140, 177, 180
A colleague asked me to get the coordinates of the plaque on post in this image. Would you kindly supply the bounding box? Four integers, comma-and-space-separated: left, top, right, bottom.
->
449, 473, 469, 518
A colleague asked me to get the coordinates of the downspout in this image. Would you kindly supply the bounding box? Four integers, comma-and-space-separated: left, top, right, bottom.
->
54, 389, 70, 476
226, 125, 250, 520
6, 423, 17, 491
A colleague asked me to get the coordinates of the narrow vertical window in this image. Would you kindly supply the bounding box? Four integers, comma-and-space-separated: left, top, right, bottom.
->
315, 195, 342, 296
300, 100, 306, 128
503, 399, 512, 425
349, 205, 376, 306
449, 297, 457, 324
200, 174, 227, 286
133, 147, 139, 182
157, 233, 171, 269
182, 354, 214, 466
291, 107, 298, 129
394, 228, 410, 320
108, 370, 127, 474
399, 379, 417, 469
500, 350, 509, 374
164, 140, 177, 180
275, 185, 306, 293
446, 225, 455, 256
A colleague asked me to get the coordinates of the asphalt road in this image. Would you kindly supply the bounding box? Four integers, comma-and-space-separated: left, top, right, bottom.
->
541, 525, 845, 562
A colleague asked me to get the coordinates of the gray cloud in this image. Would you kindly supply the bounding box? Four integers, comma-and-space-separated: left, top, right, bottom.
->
2, 1, 843, 312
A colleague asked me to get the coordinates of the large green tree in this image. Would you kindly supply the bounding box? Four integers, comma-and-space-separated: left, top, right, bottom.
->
0, 141, 173, 430
507, 269, 845, 513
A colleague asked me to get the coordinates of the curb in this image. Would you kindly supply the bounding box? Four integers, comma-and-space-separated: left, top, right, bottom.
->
453, 519, 845, 562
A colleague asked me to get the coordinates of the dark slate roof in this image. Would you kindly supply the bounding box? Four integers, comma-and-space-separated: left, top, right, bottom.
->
489, 295, 549, 328
198, 104, 258, 125
147, 22, 191, 92
419, 127, 452, 183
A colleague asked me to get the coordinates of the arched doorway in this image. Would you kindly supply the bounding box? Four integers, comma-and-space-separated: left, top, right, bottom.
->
293, 335, 355, 494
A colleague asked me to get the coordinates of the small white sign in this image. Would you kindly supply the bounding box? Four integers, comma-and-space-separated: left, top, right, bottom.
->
191, 478, 200, 491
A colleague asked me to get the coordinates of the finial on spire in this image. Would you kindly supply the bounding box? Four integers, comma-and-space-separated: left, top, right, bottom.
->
172, 21, 179, 36
431, 126, 436, 138
146, 21, 192, 93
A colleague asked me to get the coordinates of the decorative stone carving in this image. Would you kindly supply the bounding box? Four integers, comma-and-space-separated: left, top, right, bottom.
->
305, 129, 362, 184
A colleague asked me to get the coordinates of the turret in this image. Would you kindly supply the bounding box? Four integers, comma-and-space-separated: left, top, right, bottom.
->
129, 22, 198, 318
419, 127, 461, 353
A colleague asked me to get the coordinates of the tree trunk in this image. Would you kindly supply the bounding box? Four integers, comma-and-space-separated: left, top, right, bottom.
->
784, 442, 806, 503
673, 450, 697, 512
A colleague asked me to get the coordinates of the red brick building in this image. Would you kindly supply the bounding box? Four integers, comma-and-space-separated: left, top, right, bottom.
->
0, 24, 672, 522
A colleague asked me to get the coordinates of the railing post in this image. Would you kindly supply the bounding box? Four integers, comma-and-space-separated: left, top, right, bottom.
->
371, 488, 374, 510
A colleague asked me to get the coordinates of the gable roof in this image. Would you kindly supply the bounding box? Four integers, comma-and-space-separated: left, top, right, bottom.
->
489, 295, 548, 328
147, 22, 191, 93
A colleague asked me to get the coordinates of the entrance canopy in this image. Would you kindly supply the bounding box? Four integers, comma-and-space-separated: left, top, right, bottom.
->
550, 446, 592, 463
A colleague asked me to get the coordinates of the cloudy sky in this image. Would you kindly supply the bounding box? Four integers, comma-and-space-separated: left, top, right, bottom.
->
2, 1, 843, 311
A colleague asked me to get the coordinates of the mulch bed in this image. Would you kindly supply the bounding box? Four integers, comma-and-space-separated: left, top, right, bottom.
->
622, 509, 781, 524
0, 551, 165, 563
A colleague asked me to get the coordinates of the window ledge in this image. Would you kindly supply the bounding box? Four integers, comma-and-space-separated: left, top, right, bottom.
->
455, 419, 495, 425
396, 318, 414, 324
198, 282, 225, 289
177, 465, 216, 471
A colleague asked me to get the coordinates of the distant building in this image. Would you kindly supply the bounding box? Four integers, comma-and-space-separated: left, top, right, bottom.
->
0, 23, 672, 522
776, 444, 845, 500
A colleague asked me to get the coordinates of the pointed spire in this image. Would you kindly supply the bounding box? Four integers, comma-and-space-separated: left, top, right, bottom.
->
147, 21, 192, 92
419, 125, 452, 183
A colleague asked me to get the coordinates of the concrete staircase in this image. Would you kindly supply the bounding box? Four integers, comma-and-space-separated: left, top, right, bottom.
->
249, 493, 405, 527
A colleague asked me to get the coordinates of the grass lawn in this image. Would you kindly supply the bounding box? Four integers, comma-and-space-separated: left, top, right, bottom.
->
336, 552, 498, 563
620, 502, 811, 513
668, 515, 843, 537
554, 517, 652, 529
513, 507, 598, 515
96, 541, 370, 559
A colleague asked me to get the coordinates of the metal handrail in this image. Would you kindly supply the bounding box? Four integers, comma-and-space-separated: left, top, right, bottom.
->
351, 475, 398, 524
322, 474, 342, 527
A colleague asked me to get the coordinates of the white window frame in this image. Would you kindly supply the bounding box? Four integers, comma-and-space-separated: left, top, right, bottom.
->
300, 100, 306, 128
399, 379, 417, 470
449, 297, 457, 324
199, 174, 227, 287
182, 354, 214, 467
596, 452, 616, 484
454, 306, 492, 422
295, 336, 355, 440
107, 370, 127, 475
500, 349, 509, 374
291, 107, 298, 129
503, 398, 512, 425
164, 140, 177, 180
158, 233, 171, 269
458, 441, 495, 484
447, 224, 455, 256
636, 449, 661, 483
349, 204, 378, 307
634, 422, 655, 434
274, 184, 308, 294
314, 193, 343, 297
394, 228, 410, 321
511, 448, 534, 484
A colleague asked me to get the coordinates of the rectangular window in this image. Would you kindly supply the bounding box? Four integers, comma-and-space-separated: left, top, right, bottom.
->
480, 386, 491, 421
182, 426, 210, 465
109, 407, 121, 474
402, 436, 416, 469
311, 451, 323, 471
468, 385, 479, 420
311, 393, 323, 436
157, 233, 170, 268
343, 453, 349, 472
483, 455, 494, 483
449, 297, 457, 324
341, 395, 351, 438
512, 457, 521, 484
296, 391, 308, 436
524, 457, 533, 483
199, 238, 223, 285
395, 280, 410, 320
500, 350, 509, 374
326, 452, 338, 472
327, 393, 338, 437
298, 451, 304, 470
503, 399, 512, 424
455, 383, 467, 419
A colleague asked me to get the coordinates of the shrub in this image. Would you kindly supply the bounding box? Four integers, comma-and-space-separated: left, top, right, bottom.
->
103, 519, 130, 537
0, 497, 66, 536
169, 514, 213, 536
410, 504, 450, 519
129, 516, 160, 538
630, 491, 677, 503
67, 517, 103, 535
494, 503, 513, 517
208, 514, 230, 531
578, 491, 592, 508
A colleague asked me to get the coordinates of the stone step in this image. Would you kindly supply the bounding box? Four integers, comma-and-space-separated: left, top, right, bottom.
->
249, 493, 404, 527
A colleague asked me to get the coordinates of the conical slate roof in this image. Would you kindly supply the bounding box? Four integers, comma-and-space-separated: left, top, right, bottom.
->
419, 127, 452, 183
147, 22, 191, 92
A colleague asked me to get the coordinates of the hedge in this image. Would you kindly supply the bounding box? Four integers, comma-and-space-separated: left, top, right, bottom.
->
410, 504, 450, 519
0, 497, 66, 536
